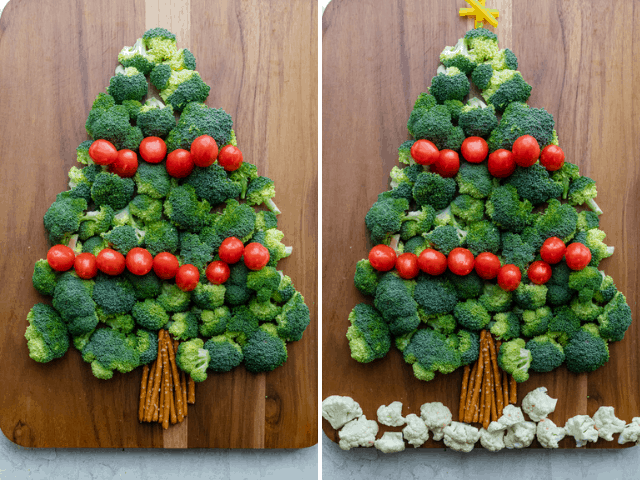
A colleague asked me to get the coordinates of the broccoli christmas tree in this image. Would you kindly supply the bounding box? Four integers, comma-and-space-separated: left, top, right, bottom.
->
26, 28, 311, 426
346, 25, 632, 410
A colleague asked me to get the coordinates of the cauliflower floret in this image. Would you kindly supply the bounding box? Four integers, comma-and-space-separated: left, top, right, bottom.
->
487, 421, 507, 433
322, 395, 363, 430
504, 421, 536, 449
420, 402, 452, 441
480, 427, 505, 451
565, 415, 599, 447
498, 404, 525, 428
619, 417, 640, 445
338, 415, 379, 450
593, 406, 625, 441
443, 421, 480, 452
521, 387, 557, 422
374, 431, 406, 453
377, 401, 406, 427
402, 413, 429, 447
537, 418, 566, 448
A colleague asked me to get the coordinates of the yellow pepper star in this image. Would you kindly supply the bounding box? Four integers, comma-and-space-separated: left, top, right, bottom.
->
459, 0, 499, 28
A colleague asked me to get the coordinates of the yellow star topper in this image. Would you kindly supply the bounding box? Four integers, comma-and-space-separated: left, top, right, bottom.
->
459, 0, 499, 29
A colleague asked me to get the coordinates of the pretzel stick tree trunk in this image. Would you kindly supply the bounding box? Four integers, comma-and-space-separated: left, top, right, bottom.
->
464, 361, 478, 422
139, 365, 149, 422
459, 364, 470, 421
488, 334, 503, 417
471, 330, 487, 423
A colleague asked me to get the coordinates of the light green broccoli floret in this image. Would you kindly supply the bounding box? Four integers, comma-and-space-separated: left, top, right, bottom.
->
176, 338, 210, 382
497, 338, 532, 383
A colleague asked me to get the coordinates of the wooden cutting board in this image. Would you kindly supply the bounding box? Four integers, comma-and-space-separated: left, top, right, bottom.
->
322, 0, 640, 448
0, 0, 317, 449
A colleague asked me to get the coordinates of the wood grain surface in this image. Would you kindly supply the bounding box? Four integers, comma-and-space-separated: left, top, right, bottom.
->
0, 0, 317, 449
322, 0, 640, 449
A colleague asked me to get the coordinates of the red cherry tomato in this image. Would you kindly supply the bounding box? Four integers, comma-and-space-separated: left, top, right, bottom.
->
89, 139, 118, 166
461, 137, 488, 164
418, 248, 448, 275
153, 252, 180, 280
512, 135, 540, 167
139, 136, 167, 164
540, 145, 565, 172
565, 242, 592, 270
447, 248, 475, 276
497, 264, 521, 291
540, 237, 566, 265
109, 149, 138, 177
74, 252, 98, 279
166, 149, 194, 178
219, 237, 245, 264
487, 149, 516, 178
46, 244, 76, 272
474, 252, 501, 280
368, 244, 397, 272
96, 248, 126, 275
527, 260, 552, 285
190, 135, 219, 167
217, 145, 243, 172
395, 253, 419, 279
125, 247, 153, 275
244, 242, 270, 270
206, 261, 231, 285
175, 264, 200, 291
436, 149, 460, 178
410, 139, 439, 166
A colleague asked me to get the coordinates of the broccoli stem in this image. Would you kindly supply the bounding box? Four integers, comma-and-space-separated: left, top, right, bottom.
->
146, 97, 166, 108
606, 246, 615, 256
265, 198, 281, 215
67, 234, 81, 253
284, 246, 293, 256
586, 198, 603, 215
115, 64, 125, 75
467, 97, 487, 109
389, 234, 401, 253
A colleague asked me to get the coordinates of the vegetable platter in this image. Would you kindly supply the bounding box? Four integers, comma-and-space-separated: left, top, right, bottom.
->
0, 0, 317, 449
322, 0, 640, 448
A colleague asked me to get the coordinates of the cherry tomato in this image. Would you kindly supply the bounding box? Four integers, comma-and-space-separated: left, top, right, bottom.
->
139, 136, 167, 164
487, 149, 516, 178
89, 139, 118, 166
395, 253, 419, 279
410, 139, 439, 166
217, 145, 243, 172
565, 242, 592, 270
125, 247, 153, 275
474, 252, 501, 280
244, 242, 270, 270
540, 236, 566, 265
109, 149, 138, 177
418, 248, 448, 275
96, 248, 126, 275
219, 237, 245, 264
512, 135, 540, 167
74, 252, 98, 279
153, 252, 180, 280
461, 136, 488, 164
190, 135, 219, 167
166, 149, 194, 178
206, 260, 231, 285
436, 149, 460, 178
497, 264, 521, 291
368, 244, 397, 272
447, 248, 475, 276
540, 145, 565, 172
527, 260, 552, 285
46, 244, 76, 272
175, 264, 200, 291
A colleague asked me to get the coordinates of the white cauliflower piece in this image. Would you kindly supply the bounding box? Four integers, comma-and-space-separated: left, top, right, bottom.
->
593, 406, 625, 441
338, 415, 378, 450
420, 402, 452, 441
521, 387, 557, 422
537, 418, 566, 449
322, 395, 363, 430
480, 427, 505, 451
374, 432, 406, 453
487, 421, 507, 433
619, 417, 640, 445
443, 421, 480, 452
377, 401, 405, 427
402, 413, 429, 447
504, 421, 536, 449
565, 415, 599, 447
497, 404, 525, 428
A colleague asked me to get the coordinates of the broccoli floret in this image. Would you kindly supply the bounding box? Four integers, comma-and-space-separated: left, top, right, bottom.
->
403, 235, 429, 256
458, 329, 480, 365
87, 103, 142, 150
165, 47, 197, 71
568, 266, 603, 303
570, 297, 603, 322
118, 37, 156, 74
226, 305, 260, 345
425, 313, 457, 335
143, 220, 180, 256
397, 140, 416, 165
482, 69, 532, 112
581, 229, 614, 267
594, 274, 617, 304
107, 66, 148, 104
78, 205, 115, 240
471, 63, 494, 90
229, 162, 259, 200
24, 303, 69, 363
485, 184, 534, 233
479, 283, 513, 313
426, 225, 463, 255
271, 272, 295, 304
101, 225, 141, 255
464, 28, 499, 62
403, 329, 462, 381
275, 292, 310, 342
547, 305, 581, 346
91, 172, 135, 211
176, 338, 210, 382
122, 271, 161, 301
576, 210, 600, 232
121, 99, 142, 121
353, 259, 381, 297
149, 63, 172, 90
487, 102, 555, 152
456, 162, 493, 199
191, 282, 226, 310
250, 229, 292, 268
52, 272, 96, 326
248, 297, 281, 322
178, 232, 214, 269
129, 194, 163, 224
242, 323, 288, 373
134, 161, 173, 199
429, 66, 470, 103
450, 196, 483, 227
164, 184, 212, 233
399, 206, 435, 241
440, 38, 478, 74
32, 259, 59, 296
224, 263, 253, 306
497, 338, 531, 383
501, 232, 537, 274
92, 274, 136, 316
412, 172, 457, 211
204, 335, 243, 372
546, 262, 576, 307
255, 210, 279, 232
131, 298, 170, 330
246, 266, 280, 303
365, 196, 409, 245
43, 195, 87, 245
489, 48, 518, 70
184, 165, 242, 207
535, 199, 578, 243
168, 309, 200, 340
214, 199, 256, 242
82, 328, 140, 379
597, 292, 632, 342
464, 221, 501, 256
100, 312, 135, 334
551, 161, 581, 200
447, 270, 484, 300
159, 70, 210, 112
245, 176, 280, 214
165, 102, 233, 151
507, 165, 563, 206
374, 273, 420, 336
526, 335, 564, 373
136, 329, 159, 365
458, 97, 499, 138
451, 299, 489, 330
521, 306, 553, 337
564, 324, 609, 373
413, 275, 458, 316
142, 27, 178, 61
408, 102, 462, 151
444, 99, 464, 122
76, 140, 94, 165
85, 93, 117, 136
514, 282, 548, 310
199, 306, 231, 338
136, 98, 176, 138
157, 283, 192, 313
490, 311, 521, 341
68, 164, 104, 202
82, 236, 109, 256
567, 176, 602, 214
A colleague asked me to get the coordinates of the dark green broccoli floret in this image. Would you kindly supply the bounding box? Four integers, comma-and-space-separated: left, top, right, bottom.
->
87, 103, 141, 150
485, 184, 534, 233
199, 306, 231, 338
374, 273, 420, 336
453, 299, 491, 331
497, 338, 531, 383
450, 195, 484, 225
597, 292, 632, 342
429, 66, 470, 103
136, 329, 159, 365
546, 262, 576, 307
440, 38, 478, 74
568, 266, 603, 302
176, 338, 210, 382
564, 324, 609, 373
118, 38, 156, 74
464, 28, 499, 62
156, 283, 191, 313
403, 329, 461, 381
354, 259, 381, 297
159, 70, 210, 112
444, 100, 464, 122
101, 225, 142, 255
129, 194, 163, 224
82, 236, 109, 256
100, 312, 135, 334
43, 195, 87, 245
204, 335, 243, 372
479, 283, 513, 313
526, 335, 565, 373
447, 270, 484, 300
464, 221, 501, 256
567, 176, 602, 214
272, 272, 295, 304
25, 303, 70, 363
456, 162, 493, 199
255, 210, 279, 232
507, 165, 563, 206
184, 165, 243, 208
191, 282, 226, 310
245, 176, 280, 214
365, 196, 408, 245
82, 328, 140, 379
425, 313, 456, 335
143, 220, 180, 256
246, 266, 280, 302
346, 303, 391, 363
229, 162, 259, 200
514, 282, 548, 310
168, 309, 200, 340
403, 235, 429, 256
136, 98, 176, 138
164, 184, 212, 233
576, 210, 600, 232
214, 199, 256, 241
165, 102, 233, 152
178, 232, 214, 269
92, 274, 136, 316
150, 63, 172, 90
412, 172, 457, 211
121, 99, 142, 121
547, 305, 581, 346
132, 298, 170, 330
425, 225, 463, 255
535, 199, 578, 243
501, 232, 537, 274
91, 172, 135, 211
413, 275, 458, 316
551, 161, 581, 200
482, 69, 532, 112
226, 305, 260, 345
487, 102, 555, 152
458, 97, 499, 138
32, 259, 59, 296
594, 274, 617, 304
125, 271, 162, 300
275, 292, 310, 342
134, 161, 173, 199
408, 102, 462, 151
490, 311, 521, 341
458, 329, 480, 365
78, 205, 115, 240
52, 272, 96, 328
521, 306, 553, 337
471, 63, 494, 90
242, 324, 288, 373
224, 263, 253, 306
67, 164, 104, 202
107, 66, 148, 104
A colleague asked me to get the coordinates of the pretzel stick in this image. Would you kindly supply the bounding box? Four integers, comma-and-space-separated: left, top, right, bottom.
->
464, 361, 478, 422
482, 332, 492, 429
162, 336, 171, 429
488, 335, 503, 417
502, 370, 509, 406
143, 359, 156, 422
490, 363, 497, 423
139, 365, 149, 422
188, 377, 195, 404
167, 337, 184, 422
181, 370, 188, 417
459, 365, 470, 421
146, 329, 165, 422
158, 361, 165, 424
471, 330, 487, 423
510, 375, 517, 404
